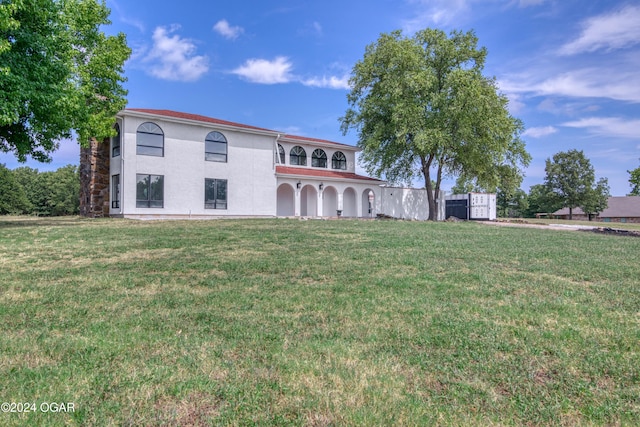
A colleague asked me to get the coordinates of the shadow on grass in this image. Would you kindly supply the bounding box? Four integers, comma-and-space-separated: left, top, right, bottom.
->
0, 215, 94, 229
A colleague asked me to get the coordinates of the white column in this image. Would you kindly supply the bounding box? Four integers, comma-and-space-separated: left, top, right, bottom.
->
317, 188, 323, 217
295, 186, 301, 217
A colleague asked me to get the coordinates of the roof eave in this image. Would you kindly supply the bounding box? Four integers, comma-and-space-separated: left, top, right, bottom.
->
119, 109, 281, 138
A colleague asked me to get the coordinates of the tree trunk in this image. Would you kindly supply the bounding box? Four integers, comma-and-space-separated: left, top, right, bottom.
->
569, 207, 573, 220
421, 155, 437, 221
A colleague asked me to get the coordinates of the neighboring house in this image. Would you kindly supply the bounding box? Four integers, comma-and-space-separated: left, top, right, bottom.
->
552, 196, 640, 223
80, 109, 385, 219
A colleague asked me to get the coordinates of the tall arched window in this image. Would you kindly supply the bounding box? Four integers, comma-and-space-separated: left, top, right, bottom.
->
205, 131, 227, 162
312, 149, 327, 168
290, 146, 307, 166
278, 144, 285, 164
136, 122, 164, 157
332, 151, 346, 170
112, 123, 121, 157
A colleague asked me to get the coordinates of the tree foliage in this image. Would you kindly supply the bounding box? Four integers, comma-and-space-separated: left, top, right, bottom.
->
341, 28, 530, 220
1, 165, 79, 216
0, 0, 130, 162
544, 149, 608, 220
628, 161, 640, 196
581, 177, 610, 220
0, 163, 30, 214
524, 184, 563, 218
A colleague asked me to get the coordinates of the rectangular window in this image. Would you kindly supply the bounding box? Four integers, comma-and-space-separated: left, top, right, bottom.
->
205, 178, 227, 209
112, 135, 120, 157
112, 174, 120, 209
205, 140, 227, 162
136, 133, 164, 157
136, 174, 164, 208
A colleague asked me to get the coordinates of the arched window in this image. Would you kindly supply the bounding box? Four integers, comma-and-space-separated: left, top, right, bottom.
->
332, 151, 346, 170
312, 149, 327, 168
136, 122, 164, 157
112, 123, 121, 157
290, 146, 307, 166
205, 131, 227, 162
278, 144, 285, 164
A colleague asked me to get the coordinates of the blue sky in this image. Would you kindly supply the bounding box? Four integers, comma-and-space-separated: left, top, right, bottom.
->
2, 0, 639, 196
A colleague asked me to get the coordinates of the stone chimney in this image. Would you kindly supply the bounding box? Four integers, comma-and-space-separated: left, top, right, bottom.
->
79, 137, 110, 218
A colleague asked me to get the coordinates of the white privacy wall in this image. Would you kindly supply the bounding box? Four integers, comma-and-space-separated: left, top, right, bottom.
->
379, 187, 446, 221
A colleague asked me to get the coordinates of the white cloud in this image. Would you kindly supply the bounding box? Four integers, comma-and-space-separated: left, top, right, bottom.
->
302, 75, 350, 90
213, 19, 244, 40
403, 0, 471, 30
505, 92, 525, 115
500, 68, 640, 103
562, 117, 640, 139
109, 0, 145, 33
144, 25, 209, 82
231, 57, 350, 90
232, 56, 294, 84
559, 5, 640, 55
522, 126, 558, 138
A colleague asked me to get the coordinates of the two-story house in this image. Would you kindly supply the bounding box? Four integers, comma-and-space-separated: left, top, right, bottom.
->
80, 109, 384, 219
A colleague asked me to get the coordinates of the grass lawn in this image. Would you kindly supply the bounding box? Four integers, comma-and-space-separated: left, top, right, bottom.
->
1, 216, 638, 426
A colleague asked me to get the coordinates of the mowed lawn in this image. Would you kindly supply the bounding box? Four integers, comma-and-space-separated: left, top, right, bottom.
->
0, 217, 638, 426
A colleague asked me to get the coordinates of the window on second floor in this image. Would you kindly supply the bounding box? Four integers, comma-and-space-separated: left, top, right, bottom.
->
312, 149, 327, 168
332, 151, 347, 170
136, 122, 164, 157
205, 131, 227, 162
277, 144, 285, 164
112, 124, 121, 157
290, 146, 307, 166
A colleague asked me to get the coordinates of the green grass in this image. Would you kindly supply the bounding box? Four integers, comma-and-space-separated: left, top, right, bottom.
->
1, 216, 639, 426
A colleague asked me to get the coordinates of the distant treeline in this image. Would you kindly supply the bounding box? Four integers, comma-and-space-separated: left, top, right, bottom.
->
0, 164, 79, 216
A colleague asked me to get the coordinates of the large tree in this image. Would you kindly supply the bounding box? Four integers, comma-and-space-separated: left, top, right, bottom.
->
628, 161, 640, 196
0, 0, 130, 162
524, 184, 563, 218
581, 177, 610, 221
544, 149, 608, 220
341, 28, 529, 220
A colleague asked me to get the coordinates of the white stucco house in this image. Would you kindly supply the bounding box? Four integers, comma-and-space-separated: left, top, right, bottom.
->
89, 109, 385, 219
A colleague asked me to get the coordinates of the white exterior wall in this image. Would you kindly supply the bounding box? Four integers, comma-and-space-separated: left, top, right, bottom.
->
380, 187, 446, 220
112, 115, 278, 218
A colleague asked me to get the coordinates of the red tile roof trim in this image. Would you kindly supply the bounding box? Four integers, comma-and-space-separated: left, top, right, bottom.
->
124, 109, 354, 148
275, 166, 384, 182
125, 109, 274, 132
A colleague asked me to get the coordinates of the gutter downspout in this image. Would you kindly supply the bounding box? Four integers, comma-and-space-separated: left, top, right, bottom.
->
273, 134, 281, 169
120, 118, 124, 216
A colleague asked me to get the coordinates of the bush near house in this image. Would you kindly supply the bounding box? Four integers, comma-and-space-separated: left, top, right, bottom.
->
0, 218, 638, 425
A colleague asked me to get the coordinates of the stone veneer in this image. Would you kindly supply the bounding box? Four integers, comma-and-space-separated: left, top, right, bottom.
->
79, 137, 110, 218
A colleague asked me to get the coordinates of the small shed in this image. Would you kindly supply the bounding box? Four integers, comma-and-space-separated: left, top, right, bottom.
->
445, 193, 497, 221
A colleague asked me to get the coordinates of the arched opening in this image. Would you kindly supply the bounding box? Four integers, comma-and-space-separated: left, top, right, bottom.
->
300, 185, 317, 217
343, 187, 357, 217
322, 186, 338, 217
362, 188, 376, 217
277, 184, 295, 216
